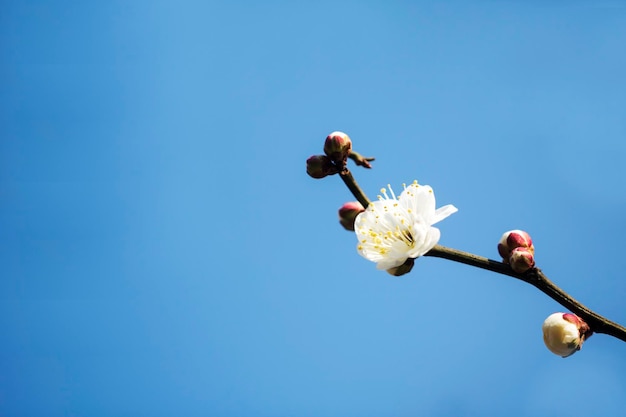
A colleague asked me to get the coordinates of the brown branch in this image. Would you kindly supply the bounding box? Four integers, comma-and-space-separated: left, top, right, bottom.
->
336, 166, 626, 344
424, 245, 626, 342
339, 169, 371, 209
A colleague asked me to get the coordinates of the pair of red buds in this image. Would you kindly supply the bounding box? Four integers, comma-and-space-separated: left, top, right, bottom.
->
497, 230, 535, 273
306, 132, 352, 179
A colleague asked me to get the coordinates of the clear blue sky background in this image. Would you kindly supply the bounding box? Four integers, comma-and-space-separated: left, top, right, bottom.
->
2, 1, 625, 416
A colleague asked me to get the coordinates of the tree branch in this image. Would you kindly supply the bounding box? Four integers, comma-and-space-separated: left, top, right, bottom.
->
339, 169, 371, 209
336, 166, 626, 343
424, 245, 626, 342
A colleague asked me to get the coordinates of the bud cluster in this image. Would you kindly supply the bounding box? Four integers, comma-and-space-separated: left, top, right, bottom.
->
306, 131, 353, 179
497, 230, 535, 273
542, 312, 593, 358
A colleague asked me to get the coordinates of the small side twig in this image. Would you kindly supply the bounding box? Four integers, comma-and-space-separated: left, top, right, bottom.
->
348, 151, 375, 169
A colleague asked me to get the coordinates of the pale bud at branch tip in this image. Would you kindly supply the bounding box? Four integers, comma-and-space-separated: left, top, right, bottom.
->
542, 312, 593, 358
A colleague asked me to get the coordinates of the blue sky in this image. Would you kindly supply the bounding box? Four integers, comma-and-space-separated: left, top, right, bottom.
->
2, 1, 625, 416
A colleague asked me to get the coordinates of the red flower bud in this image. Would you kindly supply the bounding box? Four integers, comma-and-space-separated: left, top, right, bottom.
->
338, 201, 365, 231
323, 131, 352, 165
306, 155, 337, 179
497, 229, 534, 261
508, 247, 535, 273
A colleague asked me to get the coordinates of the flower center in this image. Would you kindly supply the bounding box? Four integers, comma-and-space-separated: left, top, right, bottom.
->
385, 225, 415, 248
400, 228, 414, 245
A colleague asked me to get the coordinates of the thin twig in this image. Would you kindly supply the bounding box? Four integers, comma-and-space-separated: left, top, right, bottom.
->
339, 169, 371, 208
348, 151, 375, 169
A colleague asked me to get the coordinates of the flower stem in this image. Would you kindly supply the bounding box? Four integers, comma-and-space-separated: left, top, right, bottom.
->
424, 245, 626, 343
339, 169, 371, 208
337, 168, 626, 343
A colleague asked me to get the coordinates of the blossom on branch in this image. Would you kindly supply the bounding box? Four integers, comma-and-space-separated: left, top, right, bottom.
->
354, 181, 458, 271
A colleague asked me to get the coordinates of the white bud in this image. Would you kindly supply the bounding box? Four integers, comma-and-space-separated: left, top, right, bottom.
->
542, 312, 592, 358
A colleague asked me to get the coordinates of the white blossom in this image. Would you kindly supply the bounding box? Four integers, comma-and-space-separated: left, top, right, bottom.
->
355, 181, 457, 270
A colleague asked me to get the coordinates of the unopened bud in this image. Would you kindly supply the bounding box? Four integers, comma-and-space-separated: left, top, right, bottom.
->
323, 131, 352, 165
508, 247, 535, 273
542, 312, 592, 358
386, 258, 415, 276
497, 229, 534, 261
306, 155, 337, 179
338, 201, 365, 231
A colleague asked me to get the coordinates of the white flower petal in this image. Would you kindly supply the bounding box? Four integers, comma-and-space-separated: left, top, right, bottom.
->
375, 256, 407, 270
432, 204, 458, 225
399, 183, 436, 224
407, 226, 440, 258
